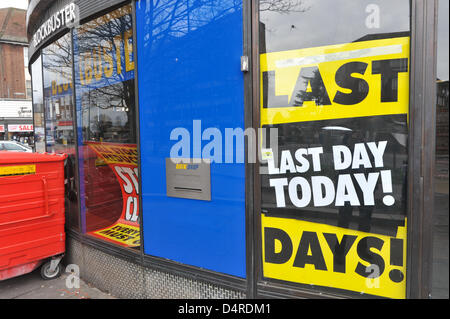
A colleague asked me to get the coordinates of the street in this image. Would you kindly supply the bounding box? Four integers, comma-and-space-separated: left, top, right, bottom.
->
0, 264, 115, 299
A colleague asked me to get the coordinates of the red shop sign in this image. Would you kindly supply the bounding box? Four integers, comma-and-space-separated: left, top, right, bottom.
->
7, 124, 34, 132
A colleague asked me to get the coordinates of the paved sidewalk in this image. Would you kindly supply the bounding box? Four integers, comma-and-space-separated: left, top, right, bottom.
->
0, 265, 116, 299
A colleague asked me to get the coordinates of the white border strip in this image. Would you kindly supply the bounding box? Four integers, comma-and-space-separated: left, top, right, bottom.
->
275, 44, 403, 69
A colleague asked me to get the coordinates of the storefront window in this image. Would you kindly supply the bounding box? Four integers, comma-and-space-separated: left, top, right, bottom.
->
31, 55, 45, 153
73, 4, 140, 249
259, 0, 410, 298
42, 33, 74, 154
42, 32, 79, 231
432, 0, 449, 299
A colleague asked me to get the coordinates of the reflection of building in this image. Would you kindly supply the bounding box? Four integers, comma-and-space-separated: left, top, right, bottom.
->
0, 7, 33, 144
436, 80, 449, 179
436, 80, 449, 157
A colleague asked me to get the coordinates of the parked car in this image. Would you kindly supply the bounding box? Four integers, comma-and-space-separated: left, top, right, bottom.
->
46, 135, 55, 147
0, 141, 33, 153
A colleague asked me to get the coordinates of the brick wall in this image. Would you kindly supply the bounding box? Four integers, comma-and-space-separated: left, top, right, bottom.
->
0, 8, 27, 99
0, 43, 26, 99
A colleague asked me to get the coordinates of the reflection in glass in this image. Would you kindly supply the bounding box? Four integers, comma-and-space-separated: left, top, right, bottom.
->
31, 56, 45, 153
43, 33, 74, 154
74, 4, 140, 250
259, 0, 410, 53
42, 32, 79, 230
432, 0, 449, 299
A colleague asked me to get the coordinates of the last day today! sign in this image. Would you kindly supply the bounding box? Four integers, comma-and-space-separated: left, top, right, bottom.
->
260, 37, 410, 299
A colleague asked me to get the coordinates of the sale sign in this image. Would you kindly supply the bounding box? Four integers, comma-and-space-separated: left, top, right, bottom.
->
259, 36, 410, 298
7, 124, 34, 132
85, 141, 140, 247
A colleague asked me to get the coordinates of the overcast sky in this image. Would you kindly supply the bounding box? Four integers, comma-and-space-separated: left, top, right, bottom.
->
0, 0, 28, 10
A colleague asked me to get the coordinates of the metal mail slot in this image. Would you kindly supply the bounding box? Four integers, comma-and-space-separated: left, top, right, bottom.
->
165, 158, 211, 201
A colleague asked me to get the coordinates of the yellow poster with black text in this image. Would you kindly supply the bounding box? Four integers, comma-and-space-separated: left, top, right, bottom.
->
262, 214, 407, 299
260, 37, 410, 124
260, 37, 410, 299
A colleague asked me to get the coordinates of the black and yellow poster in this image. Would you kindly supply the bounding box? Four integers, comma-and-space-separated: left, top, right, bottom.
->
260, 37, 410, 299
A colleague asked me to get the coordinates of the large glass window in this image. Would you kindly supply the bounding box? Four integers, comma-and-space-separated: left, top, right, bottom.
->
259, 0, 410, 298
73, 4, 140, 250
432, 0, 449, 299
31, 56, 45, 153
42, 32, 79, 231
42, 33, 75, 154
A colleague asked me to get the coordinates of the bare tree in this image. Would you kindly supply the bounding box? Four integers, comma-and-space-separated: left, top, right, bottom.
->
73, 6, 136, 143
259, 0, 309, 14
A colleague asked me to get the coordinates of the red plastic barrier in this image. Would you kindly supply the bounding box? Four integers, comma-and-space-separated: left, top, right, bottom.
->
0, 152, 67, 281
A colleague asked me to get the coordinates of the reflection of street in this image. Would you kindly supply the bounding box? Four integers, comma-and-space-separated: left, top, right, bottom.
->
432, 158, 449, 299
433, 78, 449, 298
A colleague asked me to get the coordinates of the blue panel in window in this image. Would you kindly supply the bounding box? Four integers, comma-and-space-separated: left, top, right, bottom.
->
135, 0, 246, 277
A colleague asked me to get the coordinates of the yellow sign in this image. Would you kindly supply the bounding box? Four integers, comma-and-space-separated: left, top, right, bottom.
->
52, 78, 72, 96
92, 223, 140, 247
0, 165, 36, 177
260, 37, 410, 126
261, 214, 407, 299
86, 142, 138, 166
176, 164, 188, 170
77, 5, 134, 87
260, 37, 410, 299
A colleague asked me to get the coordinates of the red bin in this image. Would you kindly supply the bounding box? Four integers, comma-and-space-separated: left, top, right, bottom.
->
0, 151, 67, 281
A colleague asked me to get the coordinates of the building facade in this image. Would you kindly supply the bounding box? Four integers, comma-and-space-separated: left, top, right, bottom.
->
0, 7, 33, 143
26, 0, 448, 299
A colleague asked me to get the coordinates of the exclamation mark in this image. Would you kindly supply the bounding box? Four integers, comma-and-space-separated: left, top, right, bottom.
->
381, 170, 395, 206
389, 238, 404, 283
